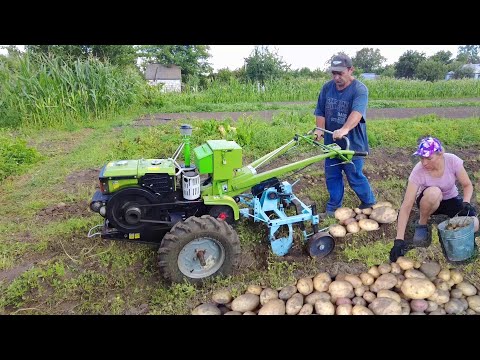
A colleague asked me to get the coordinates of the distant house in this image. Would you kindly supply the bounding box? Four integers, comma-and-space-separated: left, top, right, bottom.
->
463, 64, 480, 79
145, 64, 182, 92
445, 64, 480, 80
360, 73, 379, 80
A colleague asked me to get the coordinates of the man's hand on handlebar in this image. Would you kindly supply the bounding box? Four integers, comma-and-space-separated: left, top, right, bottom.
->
313, 129, 324, 141
333, 128, 348, 140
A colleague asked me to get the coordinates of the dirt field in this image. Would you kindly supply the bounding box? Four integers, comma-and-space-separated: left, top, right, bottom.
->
1, 105, 480, 314
134, 106, 480, 126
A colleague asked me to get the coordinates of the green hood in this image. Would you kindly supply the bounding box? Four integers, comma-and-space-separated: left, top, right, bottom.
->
102, 159, 176, 178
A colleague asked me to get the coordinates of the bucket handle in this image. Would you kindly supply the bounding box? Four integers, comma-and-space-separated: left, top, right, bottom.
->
450, 207, 472, 228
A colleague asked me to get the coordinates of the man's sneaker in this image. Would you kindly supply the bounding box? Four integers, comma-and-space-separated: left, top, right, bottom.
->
412, 223, 431, 247
319, 210, 335, 220
359, 202, 376, 210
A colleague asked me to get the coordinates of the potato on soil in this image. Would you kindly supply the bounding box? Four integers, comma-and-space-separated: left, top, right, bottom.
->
369, 206, 397, 224
362, 207, 373, 215
355, 213, 368, 221
342, 217, 356, 226
352, 305, 373, 315
328, 280, 354, 300
346, 221, 360, 233
334, 207, 356, 222
313, 272, 332, 292
329, 224, 346, 237
360, 272, 375, 286
358, 218, 379, 231
401, 278, 436, 299
372, 201, 393, 209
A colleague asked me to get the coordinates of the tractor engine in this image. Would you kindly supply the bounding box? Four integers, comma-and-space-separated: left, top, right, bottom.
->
88, 137, 243, 243
89, 156, 205, 242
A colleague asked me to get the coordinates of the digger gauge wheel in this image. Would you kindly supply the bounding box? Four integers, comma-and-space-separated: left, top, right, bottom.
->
158, 215, 241, 283
307, 232, 335, 258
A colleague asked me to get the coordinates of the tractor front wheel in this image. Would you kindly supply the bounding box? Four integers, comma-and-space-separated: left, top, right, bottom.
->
158, 215, 241, 284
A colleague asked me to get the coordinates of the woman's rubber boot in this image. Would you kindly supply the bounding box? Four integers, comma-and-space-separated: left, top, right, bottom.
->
412, 223, 431, 247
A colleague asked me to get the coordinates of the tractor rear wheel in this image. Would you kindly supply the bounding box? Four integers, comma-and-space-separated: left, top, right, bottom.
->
158, 215, 241, 284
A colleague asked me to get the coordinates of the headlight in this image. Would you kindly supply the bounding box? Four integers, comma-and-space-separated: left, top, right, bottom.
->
90, 201, 102, 212
99, 206, 106, 217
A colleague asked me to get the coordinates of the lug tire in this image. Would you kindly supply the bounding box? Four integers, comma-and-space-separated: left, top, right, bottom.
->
158, 215, 241, 284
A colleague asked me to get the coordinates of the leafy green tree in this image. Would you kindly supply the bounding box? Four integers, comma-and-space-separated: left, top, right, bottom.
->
458, 45, 480, 63
352, 67, 364, 77
447, 59, 464, 71
214, 68, 237, 83
416, 60, 447, 81
379, 64, 396, 78
294, 67, 314, 78
394, 50, 427, 79
455, 53, 469, 63
244, 46, 290, 84
352, 48, 386, 73
25, 45, 137, 66
232, 67, 246, 80
429, 50, 453, 65
311, 68, 328, 79
136, 45, 212, 82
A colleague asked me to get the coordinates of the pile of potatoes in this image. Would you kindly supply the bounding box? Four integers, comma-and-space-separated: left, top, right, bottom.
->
329, 201, 398, 238
192, 256, 480, 315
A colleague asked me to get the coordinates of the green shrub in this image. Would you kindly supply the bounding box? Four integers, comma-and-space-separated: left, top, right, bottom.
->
0, 132, 42, 181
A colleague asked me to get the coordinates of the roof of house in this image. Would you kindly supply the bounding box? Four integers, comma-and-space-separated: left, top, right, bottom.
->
145, 64, 182, 80
462, 63, 480, 73
360, 73, 378, 79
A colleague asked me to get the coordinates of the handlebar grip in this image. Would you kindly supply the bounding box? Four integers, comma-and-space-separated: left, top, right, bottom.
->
354, 151, 368, 157
314, 127, 350, 150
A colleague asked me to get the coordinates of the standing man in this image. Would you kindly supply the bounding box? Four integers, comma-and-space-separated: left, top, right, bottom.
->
314, 54, 376, 216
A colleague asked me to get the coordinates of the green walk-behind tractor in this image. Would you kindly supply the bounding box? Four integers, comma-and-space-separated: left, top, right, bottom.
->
88, 125, 368, 283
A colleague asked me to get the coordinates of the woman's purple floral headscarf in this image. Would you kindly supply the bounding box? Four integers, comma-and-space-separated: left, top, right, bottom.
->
413, 136, 443, 157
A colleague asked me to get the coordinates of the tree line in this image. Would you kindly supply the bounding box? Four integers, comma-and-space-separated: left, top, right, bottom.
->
1, 45, 479, 88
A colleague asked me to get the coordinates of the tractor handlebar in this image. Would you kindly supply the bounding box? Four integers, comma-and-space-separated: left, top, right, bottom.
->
353, 151, 368, 157
313, 127, 350, 151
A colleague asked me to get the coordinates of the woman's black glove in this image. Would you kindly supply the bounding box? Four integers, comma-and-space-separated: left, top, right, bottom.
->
460, 202, 475, 216
389, 239, 408, 262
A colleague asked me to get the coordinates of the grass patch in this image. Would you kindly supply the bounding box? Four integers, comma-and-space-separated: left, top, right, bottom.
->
368, 116, 480, 148
341, 238, 393, 267
264, 254, 298, 289
0, 260, 65, 309
0, 130, 42, 181
149, 282, 198, 315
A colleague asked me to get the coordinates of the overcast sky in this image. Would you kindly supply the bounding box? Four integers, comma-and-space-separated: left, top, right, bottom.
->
1, 45, 461, 72
208, 45, 460, 71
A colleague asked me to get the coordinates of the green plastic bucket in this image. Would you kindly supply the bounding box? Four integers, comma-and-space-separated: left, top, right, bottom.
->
437, 216, 475, 262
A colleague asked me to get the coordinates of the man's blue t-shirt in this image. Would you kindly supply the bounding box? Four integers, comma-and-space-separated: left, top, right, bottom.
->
314, 79, 369, 154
